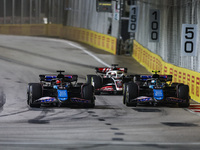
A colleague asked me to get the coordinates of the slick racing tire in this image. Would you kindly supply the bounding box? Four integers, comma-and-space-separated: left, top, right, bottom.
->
171, 82, 179, 87
82, 84, 95, 108
91, 75, 102, 95
123, 83, 128, 104
86, 75, 95, 84
177, 84, 190, 108
133, 75, 143, 86
125, 82, 138, 107
27, 83, 42, 108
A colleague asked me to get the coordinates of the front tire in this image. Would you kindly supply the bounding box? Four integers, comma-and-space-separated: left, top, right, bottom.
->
82, 84, 95, 108
123, 83, 128, 104
91, 75, 102, 95
124, 82, 138, 107
27, 83, 42, 108
177, 85, 190, 108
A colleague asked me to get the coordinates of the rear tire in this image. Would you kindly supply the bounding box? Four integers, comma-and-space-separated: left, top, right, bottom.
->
82, 84, 95, 108
86, 75, 95, 84
123, 83, 128, 104
171, 82, 179, 87
27, 83, 42, 108
125, 82, 138, 107
92, 75, 102, 95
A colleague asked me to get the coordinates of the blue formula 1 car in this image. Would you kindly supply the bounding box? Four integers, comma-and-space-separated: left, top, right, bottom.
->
123, 71, 190, 107
27, 71, 95, 108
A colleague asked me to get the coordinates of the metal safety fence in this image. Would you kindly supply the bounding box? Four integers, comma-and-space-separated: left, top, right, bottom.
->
65, 0, 117, 38
0, 0, 64, 24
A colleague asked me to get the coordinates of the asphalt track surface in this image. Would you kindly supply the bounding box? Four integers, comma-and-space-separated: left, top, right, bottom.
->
0, 35, 200, 150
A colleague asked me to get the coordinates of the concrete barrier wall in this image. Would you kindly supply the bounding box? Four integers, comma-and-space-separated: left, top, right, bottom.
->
0, 24, 47, 36
133, 40, 200, 103
0, 24, 117, 55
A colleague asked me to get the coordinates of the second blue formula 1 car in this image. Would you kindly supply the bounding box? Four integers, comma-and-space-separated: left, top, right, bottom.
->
123, 71, 190, 107
27, 71, 95, 108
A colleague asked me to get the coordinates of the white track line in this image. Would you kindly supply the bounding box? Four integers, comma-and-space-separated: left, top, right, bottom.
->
0, 140, 200, 146
48, 38, 111, 67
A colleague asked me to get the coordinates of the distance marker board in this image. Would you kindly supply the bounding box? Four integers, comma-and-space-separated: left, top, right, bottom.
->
181, 24, 197, 56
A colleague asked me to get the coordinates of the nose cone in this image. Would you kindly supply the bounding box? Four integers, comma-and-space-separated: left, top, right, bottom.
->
153, 89, 164, 100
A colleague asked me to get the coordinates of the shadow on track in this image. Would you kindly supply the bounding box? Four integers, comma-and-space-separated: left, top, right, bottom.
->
0, 87, 6, 112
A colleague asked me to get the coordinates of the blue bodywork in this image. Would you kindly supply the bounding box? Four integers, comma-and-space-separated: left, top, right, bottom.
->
53, 85, 69, 101
128, 73, 189, 107
32, 72, 94, 107
148, 80, 164, 101
153, 89, 164, 100
57, 89, 68, 101
45, 76, 56, 81
140, 75, 168, 81
131, 78, 167, 103
141, 75, 152, 81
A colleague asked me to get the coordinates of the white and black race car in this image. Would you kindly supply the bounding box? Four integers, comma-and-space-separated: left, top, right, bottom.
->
86, 64, 132, 95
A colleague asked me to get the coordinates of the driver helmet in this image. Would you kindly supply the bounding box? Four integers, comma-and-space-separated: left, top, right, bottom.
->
56, 80, 61, 84
151, 80, 156, 85
111, 72, 116, 76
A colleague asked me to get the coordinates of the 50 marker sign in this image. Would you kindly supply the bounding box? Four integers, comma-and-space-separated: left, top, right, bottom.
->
128, 6, 139, 33
149, 9, 160, 42
181, 24, 197, 56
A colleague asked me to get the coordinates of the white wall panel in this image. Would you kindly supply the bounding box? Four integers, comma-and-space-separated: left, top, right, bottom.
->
134, 0, 200, 72
65, 0, 117, 37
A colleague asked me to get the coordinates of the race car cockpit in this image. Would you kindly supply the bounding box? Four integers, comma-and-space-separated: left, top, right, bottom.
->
106, 70, 125, 78
143, 79, 163, 89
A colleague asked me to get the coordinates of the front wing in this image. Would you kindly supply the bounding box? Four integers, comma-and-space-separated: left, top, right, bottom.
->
130, 96, 188, 104
96, 85, 122, 92
35, 97, 92, 105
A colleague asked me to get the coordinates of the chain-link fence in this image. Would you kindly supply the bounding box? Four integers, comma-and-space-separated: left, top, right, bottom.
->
0, 0, 64, 24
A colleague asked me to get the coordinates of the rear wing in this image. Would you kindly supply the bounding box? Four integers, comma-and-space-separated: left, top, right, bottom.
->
39, 74, 78, 82
134, 75, 172, 82
95, 67, 127, 74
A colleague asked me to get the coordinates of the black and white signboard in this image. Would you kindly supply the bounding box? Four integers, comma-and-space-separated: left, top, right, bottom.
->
149, 9, 160, 42
128, 6, 139, 33
181, 24, 197, 56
